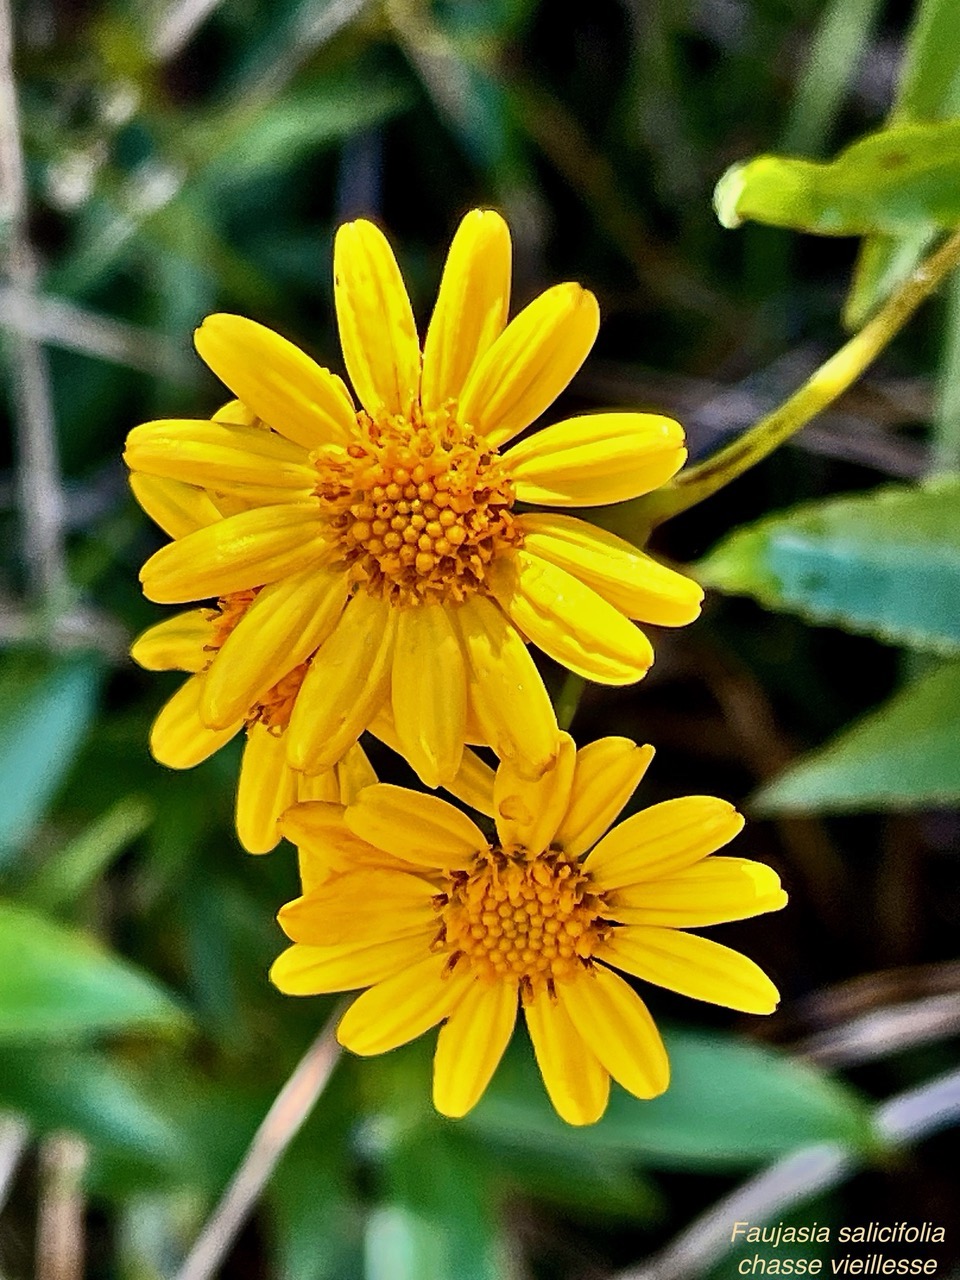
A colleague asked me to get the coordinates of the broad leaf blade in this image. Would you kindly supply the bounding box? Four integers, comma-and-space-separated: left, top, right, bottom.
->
697, 480, 960, 653
754, 658, 960, 814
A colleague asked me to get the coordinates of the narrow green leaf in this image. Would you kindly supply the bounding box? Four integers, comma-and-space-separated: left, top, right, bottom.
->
468, 1029, 875, 1170
0, 901, 187, 1042
697, 480, 960, 653
0, 654, 102, 864
715, 119, 960, 236
754, 658, 960, 814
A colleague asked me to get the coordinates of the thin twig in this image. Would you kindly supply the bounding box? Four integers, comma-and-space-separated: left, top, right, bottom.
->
0, 0, 68, 614
0, 1114, 29, 1213
611, 1067, 960, 1280
796, 992, 960, 1067
174, 1014, 344, 1280
36, 1134, 88, 1280
148, 0, 224, 60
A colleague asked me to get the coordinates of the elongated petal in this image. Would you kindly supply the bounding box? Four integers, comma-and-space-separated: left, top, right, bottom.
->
490, 552, 653, 685
194, 314, 355, 448
608, 857, 787, 927
125, 419, 315, 503
337, 954, 472, 1056
271, 933, 433, 996
391, 603, 466, 788
584, 797, 744, 890
524, 989, 609, 1125
442, 748, 496, 818
505, 413, 685, 506
433, 979, 517, 1118
421, 210, 512, 411
459, 284, 599, 448
296, 771, 341, 805
150, 674, 241, 769
280, 802, 397, 889
129, 473, 222, 539
602, 927, 780, 1014
453, 595, 559, 779
555, 738, 655, 857
130, 609, 212, 673
140, 503, 329, 605
344, 784, 486, 870
493, 732, 576, 853
517, 513, 703, 626
279, 869, 436, 946
212, 398, 258, 426
235, 723, 299, 854
559, 966, 669, 1099
334, 220, 421, 418
286, 593, 395, 773
201, 565, 347, 729
335, 743, 378, 803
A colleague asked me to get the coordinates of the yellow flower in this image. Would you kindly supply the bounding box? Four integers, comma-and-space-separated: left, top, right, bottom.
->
129, 469, 495, 853
125, 210, 702, 788
271, 735, 786, 1125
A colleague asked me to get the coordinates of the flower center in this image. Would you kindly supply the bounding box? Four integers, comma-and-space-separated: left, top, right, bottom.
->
435, 848, 612, 997
205, 590, 309, 734
312, 407, 521, 607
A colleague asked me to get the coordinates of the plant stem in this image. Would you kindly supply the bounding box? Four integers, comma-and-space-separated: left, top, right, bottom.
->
636, 227, 960, 532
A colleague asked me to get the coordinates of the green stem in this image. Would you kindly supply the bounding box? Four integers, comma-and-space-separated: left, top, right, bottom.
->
556, 672, 586, 732
637, 226, 960, 530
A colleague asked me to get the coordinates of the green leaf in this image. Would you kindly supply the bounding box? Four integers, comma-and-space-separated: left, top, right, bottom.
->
0, 901, 188, 1042
754, 658, 960, 814
696, 480, 960, 653
714, 119, 960, 236
0, 653, 102, 864
468, 1029, 874, 1171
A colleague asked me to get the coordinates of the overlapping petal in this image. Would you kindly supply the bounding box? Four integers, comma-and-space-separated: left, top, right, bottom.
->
130, 609, 212, 673
554, 737, 655, 857
149, 674, 242, 769
433, 979, 517, 1119
336, 955, 473, 1056
583, 796, 744, 889
391, 603, 466, 788
524, 990, 610, 1126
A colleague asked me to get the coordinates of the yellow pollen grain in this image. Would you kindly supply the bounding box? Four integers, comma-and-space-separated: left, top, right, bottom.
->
436, 848, 612, 995
312, 406, 522, 607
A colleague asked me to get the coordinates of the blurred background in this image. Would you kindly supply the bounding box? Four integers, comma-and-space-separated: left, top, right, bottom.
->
0, 0, 958, 1277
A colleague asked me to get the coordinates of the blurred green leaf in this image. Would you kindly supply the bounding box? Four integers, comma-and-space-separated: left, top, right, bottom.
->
715, 120, 960, 236
21, 796, 153, 915
696, 480, 960, 653
754, 657, 960, 814
0, 901, 187, 1042
468, 1029, 875, 1170
0, 653, 102, 864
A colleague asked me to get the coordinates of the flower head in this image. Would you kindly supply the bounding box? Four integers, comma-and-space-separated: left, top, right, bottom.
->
272, 735, 786, 1125
126, 211, 702, 788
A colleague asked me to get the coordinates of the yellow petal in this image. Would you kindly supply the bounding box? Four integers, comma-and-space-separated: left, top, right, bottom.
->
278, 869, 436, 946
336, 953, 473, 1056
602, 927, 780, 1015
344, 784, 486, 870
129, 473, 222, 539
421, 210, 511, 411
583, 797, 744, 891
139, 502, 329, 605
558, 966, 669, 1099
433, 978, 517, 1118
493, 732, 577, 853
555, 738, 655, 857
271, 933, 432, 996
285, 593, 395, 773
441, 747, 496, 818
125, 419, 316, 503
334, 220, 421, 418
296, 771, 341, 806
280, 802, 395, 890
213, 398, 258, 426
130, 609, 212, 673
453, 595, 559, 780
524, 989, 609, 1125
608, 857, 788, 927
516, 513, 703, 626
390, 603, 466, 788
149, 674, 241, 769
194, 314, 355, 448
235, 723, 299, 854
459, 283, 599, 448
490, 552, 653, 686
335, 743, 378, 803
200, 565, 347, 729
504, 413, 686, 506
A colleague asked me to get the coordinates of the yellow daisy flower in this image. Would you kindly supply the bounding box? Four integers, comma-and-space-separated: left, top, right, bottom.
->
271, 735, 786, 1125
130, 469, 495, 853
124, 210, 703, 789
